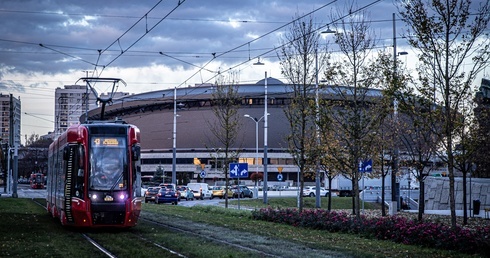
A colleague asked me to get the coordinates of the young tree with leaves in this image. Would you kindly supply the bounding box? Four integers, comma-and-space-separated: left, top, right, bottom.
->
320, 5, 384, 217
277, 15, 327, 212
398, 94, 441, 221
452, 99, 478, 225
209, 73, 242, 208
398, 0, 490, 229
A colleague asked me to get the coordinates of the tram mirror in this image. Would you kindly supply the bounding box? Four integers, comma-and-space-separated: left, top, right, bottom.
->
132, 145, 140, 161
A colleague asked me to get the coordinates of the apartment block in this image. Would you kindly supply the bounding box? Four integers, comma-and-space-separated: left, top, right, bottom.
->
54, 85, 97, 137
0, 94, 21, 147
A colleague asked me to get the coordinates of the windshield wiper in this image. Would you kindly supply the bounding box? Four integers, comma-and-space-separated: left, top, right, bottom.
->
110, 172, 124, 192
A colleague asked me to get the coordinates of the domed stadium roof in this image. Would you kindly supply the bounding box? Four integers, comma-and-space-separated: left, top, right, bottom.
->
255, 77, 285, 85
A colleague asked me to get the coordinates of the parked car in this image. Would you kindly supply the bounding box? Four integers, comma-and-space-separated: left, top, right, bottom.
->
155, 185, 179, 205
178, 186, 195, 201
211, 186, 233, 199
338, 190, 357, 197
302, 186, 330, 197
144, 187, 161, 203
187, 183, 212, 200
159, 183, 177, 192
231, 185, 253, 198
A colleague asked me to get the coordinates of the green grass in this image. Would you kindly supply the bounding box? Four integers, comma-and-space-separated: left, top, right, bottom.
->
143, 198, 473, 258
0, 198, 475, 257
0, 198, 106, 257
226, 196, 380, 210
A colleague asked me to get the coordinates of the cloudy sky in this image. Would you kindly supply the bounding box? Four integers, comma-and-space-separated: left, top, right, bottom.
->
0, 0, 422, 141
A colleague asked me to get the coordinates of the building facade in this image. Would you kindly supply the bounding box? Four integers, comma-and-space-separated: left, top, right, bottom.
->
0, 93, 21, 147
79, 78, 449, 193
54, 85, 97, 138
81, 78, 389, 188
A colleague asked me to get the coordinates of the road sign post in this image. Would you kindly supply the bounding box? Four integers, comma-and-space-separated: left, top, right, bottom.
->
359, 159, 372, 214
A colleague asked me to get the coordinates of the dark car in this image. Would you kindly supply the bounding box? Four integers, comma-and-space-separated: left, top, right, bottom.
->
231, 185, 253, 198
155, 185, 179, 205
144, 187, 161, 203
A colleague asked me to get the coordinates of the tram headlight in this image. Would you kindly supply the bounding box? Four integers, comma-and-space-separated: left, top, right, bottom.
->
119, 193, 126, 200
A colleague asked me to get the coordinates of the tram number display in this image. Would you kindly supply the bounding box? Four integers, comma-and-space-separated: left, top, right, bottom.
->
93, 137, 121, 146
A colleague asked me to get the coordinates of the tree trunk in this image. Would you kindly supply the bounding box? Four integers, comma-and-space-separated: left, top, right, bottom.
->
418, 179, 425, 221
327, 175, 332, 211
351, 179, 356, 215
381, 174, 386, 216
462, 171, 467, 225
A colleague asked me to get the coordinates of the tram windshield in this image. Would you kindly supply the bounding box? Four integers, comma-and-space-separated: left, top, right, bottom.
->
89, 136, 127, 190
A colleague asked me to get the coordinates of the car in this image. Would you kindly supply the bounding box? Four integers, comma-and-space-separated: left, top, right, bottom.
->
338, 190, 357, 197
211, 186, 233, 199
159, 183, 177, 191
178, 186, 195, 201
231, 185, 253, 198
302, 186, 330, 197
144, 187, 161, 203
187, 183, 212, 200
155, 185, 179, 205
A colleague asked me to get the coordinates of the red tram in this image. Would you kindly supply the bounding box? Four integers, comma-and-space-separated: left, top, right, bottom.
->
30, 173, 45, 189
46, 120, 142, 227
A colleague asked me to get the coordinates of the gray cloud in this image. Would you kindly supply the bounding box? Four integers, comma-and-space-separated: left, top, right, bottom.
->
0, 0, 402, 78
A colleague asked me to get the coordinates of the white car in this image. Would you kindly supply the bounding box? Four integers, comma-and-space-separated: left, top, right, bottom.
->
302, 186, 330, 197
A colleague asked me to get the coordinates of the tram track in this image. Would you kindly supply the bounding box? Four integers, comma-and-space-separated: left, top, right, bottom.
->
30, 198, 119, 258
139, 216, 280, 257
28, 198, 344, 257
30, 198, 189, 257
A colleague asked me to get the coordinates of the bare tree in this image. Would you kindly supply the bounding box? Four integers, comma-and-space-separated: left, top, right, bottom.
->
209, 73, 242, 208
398, 0, 490, 228
277, 15, 327, 212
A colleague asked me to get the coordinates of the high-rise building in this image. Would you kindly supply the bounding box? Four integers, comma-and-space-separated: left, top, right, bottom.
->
54, 85, 97, 137
0, 94, 21, 147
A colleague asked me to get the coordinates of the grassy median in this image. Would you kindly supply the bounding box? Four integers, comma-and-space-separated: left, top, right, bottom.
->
0, 197, 478, 257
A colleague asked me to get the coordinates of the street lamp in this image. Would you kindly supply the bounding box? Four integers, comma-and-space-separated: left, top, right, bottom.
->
391, 13, 408, 214
172, 87, 177, 185
244, 114, 267, 199
314, 28, 336, 207
253, 58, 268, 204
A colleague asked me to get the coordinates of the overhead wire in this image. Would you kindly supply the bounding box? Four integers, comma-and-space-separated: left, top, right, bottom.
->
97, 0, 187, 75
3, 0, 387, 102
171, 0, 341, 98
172, 0, 385, 103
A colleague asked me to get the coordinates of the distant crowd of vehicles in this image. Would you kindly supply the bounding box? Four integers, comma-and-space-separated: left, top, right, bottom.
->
143, 183, 255, 204
143, 182, 356, 204
18, 173, 46, 189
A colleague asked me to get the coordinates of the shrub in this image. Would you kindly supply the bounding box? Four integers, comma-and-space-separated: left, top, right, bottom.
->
251, 207, 490, 254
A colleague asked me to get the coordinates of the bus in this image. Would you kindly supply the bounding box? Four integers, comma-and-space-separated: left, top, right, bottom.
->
30, 173, 45, 189
46, 120, 142, 227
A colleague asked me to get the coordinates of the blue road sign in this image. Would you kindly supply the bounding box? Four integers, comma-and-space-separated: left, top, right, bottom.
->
229, 163, 248, 178
359, 159, 373, 173
200, 170, 207, 178
277, 174, 283, 181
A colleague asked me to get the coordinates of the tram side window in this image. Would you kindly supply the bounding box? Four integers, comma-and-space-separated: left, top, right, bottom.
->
74, 145, 85, 198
